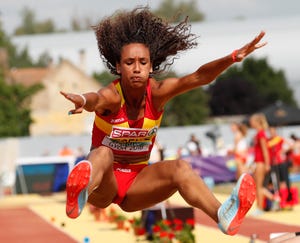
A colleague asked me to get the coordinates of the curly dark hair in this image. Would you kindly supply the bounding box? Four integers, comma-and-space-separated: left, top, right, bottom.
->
92, 7, 198, 75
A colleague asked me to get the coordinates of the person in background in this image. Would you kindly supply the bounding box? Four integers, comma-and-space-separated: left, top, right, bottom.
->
149, 140, 164, 164
265, 127, 282, 210
268, 127, 294, 207
228, 122, 249, 179
249, 113, 274, 215
289, 134, 300, 172
59, 145, 74, 156
186, 133, 202, 156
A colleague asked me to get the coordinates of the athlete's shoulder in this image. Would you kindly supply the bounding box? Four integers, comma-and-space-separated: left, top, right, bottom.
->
95, 83, 121, 115
99, 83, 120, 100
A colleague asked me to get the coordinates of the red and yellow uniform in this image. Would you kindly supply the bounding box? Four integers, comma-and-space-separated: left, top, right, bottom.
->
91, 79, 163, 204
92, 79, 163, 159
268, 135, 284, 165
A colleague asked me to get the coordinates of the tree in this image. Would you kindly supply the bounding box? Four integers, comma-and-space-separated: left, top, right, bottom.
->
18, 6, 35, 35
208, 57, 296, 116
34, 19, 55, 34
92, 70, 117, 86
162, 87, 209, 126
153, 0, 205, 23
241, 58, 295, 105
0, 71, 43, 137
14, 7, 56, 35
208, 74, 264, 116
0, 19, 51, 68
35, 51, 52, 67
155, 71, 210, 126
71, 17, 82, 32
71, 16, 93, 32
0, 20, 45, 137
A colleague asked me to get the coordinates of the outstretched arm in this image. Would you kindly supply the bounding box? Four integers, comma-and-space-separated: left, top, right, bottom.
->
192, 30, 267, 85
60, 91, 99, 114
60, 84, 121, 115
154, 31, 267, 108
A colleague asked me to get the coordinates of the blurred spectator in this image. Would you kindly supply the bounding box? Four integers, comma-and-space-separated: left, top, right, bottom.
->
149, 141, 165, 163
186, 134, 202, 156
59, 145, 74, 156
205, 125, 224, 155
176, 146, 185, 159
227, 122, 249, 178
268, 127, 293, 204
289, 134, 300, 172
249, 113, 275, 215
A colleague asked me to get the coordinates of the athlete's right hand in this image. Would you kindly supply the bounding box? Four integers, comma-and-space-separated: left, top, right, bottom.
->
60, 91, 85, 115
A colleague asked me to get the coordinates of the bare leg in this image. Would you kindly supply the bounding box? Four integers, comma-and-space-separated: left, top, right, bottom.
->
120, 159, 221, 222
120, 159, 255, 236
254, 163, 266, 210
236, 159, 246, 179
66, 146, 118, 218
67, 155, 254, 235
86, 146, 118, 208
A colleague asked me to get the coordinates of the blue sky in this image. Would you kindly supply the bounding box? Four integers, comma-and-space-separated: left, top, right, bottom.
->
1, 0, 300, 35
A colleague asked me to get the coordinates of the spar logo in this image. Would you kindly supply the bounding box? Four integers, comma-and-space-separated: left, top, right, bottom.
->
110, 126, 158, 139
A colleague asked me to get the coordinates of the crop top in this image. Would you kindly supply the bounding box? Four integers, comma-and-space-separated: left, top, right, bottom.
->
253, 129, 268, 162
91, 79, 163, 160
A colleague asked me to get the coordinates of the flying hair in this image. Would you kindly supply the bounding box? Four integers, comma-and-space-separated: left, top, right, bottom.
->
92, 6, 198, 75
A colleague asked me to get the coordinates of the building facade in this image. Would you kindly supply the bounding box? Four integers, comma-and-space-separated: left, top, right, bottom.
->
9, 59, 101, 136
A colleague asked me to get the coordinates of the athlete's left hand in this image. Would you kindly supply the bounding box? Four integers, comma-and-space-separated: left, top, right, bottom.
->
234, 31, 267, 62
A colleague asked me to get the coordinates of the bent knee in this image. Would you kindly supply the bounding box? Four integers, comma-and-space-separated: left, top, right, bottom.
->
174, 159, 193, 172
172, 159, 194, 180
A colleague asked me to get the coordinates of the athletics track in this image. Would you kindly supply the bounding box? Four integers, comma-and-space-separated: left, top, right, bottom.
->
0, 192, 299, 243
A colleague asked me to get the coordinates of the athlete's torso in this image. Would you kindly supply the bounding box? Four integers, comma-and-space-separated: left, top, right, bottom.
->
91, 79, 163, 164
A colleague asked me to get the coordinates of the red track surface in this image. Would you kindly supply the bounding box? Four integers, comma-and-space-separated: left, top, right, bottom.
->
195, 208, 300, 241
1, 206, 299, 242
0, 207, 77, 243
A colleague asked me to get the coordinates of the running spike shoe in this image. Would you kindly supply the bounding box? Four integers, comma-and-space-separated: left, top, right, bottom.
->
218, 173, 256, 235
66, 160, 91, 219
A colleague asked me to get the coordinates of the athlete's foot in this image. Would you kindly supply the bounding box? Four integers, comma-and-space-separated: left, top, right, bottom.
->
66, 160, 91, 219
250, 208, 264, 216
217, 173, 256, 235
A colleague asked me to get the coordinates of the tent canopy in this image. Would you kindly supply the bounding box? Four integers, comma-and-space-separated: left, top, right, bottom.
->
252, 101, 300, 126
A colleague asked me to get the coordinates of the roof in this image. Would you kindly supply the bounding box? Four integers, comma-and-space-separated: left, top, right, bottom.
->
258, 101, 300, 126
9, 67, 49, 86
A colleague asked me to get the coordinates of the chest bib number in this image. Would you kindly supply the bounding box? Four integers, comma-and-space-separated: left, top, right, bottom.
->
102, 136, 151, 152
102, 126, 158, 152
